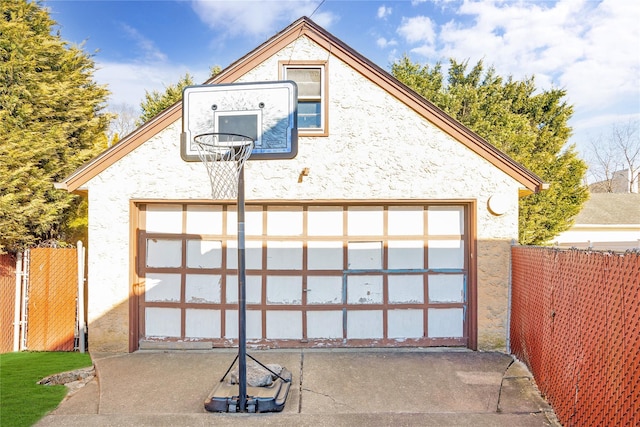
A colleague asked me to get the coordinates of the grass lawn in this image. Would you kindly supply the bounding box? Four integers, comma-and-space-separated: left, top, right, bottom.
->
0, 351, 92, 427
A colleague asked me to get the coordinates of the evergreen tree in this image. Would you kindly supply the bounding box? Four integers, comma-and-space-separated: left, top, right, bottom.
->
0, 0, 110, 252
392, 56, 588, 245
138, 66, 222, 125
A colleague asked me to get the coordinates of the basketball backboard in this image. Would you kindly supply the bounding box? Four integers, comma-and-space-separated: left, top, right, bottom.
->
181, 81, 298, 161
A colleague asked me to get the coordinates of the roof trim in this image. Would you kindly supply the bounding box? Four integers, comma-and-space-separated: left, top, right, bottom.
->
58, 16, 544, 193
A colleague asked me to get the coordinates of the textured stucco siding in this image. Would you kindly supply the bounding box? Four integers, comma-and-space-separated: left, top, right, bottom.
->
86, 36, 520, 352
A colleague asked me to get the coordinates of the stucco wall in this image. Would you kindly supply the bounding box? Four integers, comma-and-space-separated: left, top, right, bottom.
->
86, 36, 520, 352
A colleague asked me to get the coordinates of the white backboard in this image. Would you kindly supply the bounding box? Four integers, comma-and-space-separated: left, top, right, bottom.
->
181, 81, 298, 161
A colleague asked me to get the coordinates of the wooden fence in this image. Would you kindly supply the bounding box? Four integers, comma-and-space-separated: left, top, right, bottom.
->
0, 247, 84, 353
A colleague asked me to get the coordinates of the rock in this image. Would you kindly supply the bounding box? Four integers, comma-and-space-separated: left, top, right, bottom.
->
229, 363, 283, 387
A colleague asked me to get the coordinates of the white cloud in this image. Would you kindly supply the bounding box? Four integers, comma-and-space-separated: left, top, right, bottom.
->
377, 6, 392, 20
96, 61, 209, 107
397, 0, 640, 146
376, 37, 397, 49
190, 0, 336, 39
397, 15, 436, 44
120, 23, 168, 63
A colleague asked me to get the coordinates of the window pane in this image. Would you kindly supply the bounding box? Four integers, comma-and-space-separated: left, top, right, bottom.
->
287, 68, 321, 96
298, 101, 321, 128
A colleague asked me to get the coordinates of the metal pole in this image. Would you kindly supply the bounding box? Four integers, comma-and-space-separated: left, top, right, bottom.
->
13, 252, 23, 352
237, 167, 247, 412
77, 242, 86, 353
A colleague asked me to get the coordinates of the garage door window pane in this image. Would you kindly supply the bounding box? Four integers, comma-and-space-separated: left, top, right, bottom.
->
267, 207, 303, 236
186, 205, 222, 235
185, 309, 220, 338
348, 241, 382, 269
187, 240, 222, 268
308, 207, 343, 236
429, 274, 464, 303
226, 310, 262, 339
266, 311, 302, 339
388, 309, 423, 338
146, 239, 182, 268
267, 276, 302, 304
348, 207, 383, 236
347, 310, 383, 339
388, 275, 424, 303
428, 240, 464, 269
428, 308, 463, 338
146, 204, 182, 234
428, 206, 464, 235
388, 240, 424, 269
307, 311, 343, 338
306, 276, 343, 304
388, 207, 424, 235
347, 275, 383, 304
308, 241, 343, 270
145, 308, 181, 337
185, 274, 221, 303
267, 241, 302, 270
145, 273, 181, 302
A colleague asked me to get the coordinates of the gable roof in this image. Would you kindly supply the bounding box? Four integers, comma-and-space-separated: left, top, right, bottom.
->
574, 193, 640, 225
57, 16, 545, 194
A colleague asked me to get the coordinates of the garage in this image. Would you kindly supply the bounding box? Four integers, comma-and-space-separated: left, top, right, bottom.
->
133, 201, 474, 349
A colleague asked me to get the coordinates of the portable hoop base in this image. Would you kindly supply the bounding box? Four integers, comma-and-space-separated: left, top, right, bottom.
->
204, 368, 292, 413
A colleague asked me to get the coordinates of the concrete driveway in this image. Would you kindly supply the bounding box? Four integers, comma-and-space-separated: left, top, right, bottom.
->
36, 349, 558, 426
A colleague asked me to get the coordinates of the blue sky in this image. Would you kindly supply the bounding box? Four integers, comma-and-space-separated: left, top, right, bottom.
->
46, 0, 639, 155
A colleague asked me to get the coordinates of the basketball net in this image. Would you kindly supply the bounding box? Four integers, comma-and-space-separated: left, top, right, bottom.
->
193, 133, 254, 199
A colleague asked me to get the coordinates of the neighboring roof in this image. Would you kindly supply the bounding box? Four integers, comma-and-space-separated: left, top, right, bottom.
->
57, 17, 545, 194
574, 193, 640, 225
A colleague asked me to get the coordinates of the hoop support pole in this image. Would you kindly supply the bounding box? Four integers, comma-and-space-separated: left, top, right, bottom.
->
237, 167, 248, 412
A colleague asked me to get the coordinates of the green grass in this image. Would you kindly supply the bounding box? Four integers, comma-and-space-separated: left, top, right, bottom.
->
0, 351, 92, 427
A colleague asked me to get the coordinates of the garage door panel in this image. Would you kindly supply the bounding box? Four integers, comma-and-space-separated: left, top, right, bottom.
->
145, 273, 181, 302
308, 207, 342, 236
186, 240, 222, 268
139, 202, 471, 349
307, 310, 343, 338
429, 274, 465, 303
306, 276, 343, 304
428, 308, 464, 338
347, 310, 383, 339
307, 241, 343, 270
347, 275, 383, 304
146, 204, 182, 233
266, 311, 302, 339
388, 309, 423, 338
185, 309, 220, 338
145, 308, 181, 337
428, 239, 465, 269
388, 240, 424, 269
185, 274, 221, 303
388, 275, 424, 304
348, 241, 383, 269
146, 239, 181, 268
266, 241, 303, 269
186, 205, 222, 235
267, 276, 302, 305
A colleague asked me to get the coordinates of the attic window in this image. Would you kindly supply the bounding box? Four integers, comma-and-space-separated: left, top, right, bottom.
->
282, 62, 327, 136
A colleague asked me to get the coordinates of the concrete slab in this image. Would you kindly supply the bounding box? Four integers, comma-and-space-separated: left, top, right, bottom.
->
36, 349, 558, 427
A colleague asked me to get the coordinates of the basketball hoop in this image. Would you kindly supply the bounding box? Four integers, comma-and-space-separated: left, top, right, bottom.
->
193, 132, 254, 199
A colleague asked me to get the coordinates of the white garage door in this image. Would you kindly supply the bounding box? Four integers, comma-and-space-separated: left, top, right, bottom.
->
135, 202, 472, 349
